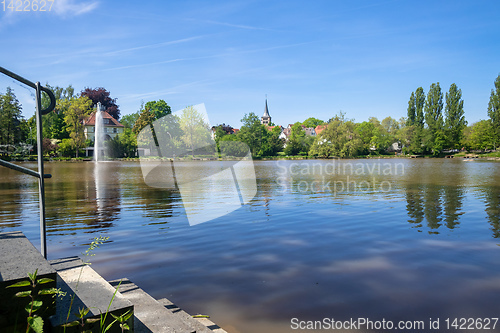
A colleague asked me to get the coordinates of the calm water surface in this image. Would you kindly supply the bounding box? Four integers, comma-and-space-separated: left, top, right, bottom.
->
1, 159, 500, 332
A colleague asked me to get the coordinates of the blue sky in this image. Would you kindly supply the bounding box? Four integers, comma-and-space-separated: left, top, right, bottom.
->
1, 0, 500, 127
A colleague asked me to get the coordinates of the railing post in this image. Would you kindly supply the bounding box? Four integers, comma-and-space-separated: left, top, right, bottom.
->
35, 82, 47, 259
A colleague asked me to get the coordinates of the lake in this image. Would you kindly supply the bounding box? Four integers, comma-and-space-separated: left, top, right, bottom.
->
1, 159, 500, 332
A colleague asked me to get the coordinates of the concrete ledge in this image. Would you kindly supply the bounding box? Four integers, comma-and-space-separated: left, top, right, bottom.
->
110, 278, 197, 333
157, 298, 227, 333
0, 231, 57, 330
0, 231, 55, 283
49, 257, 133, 332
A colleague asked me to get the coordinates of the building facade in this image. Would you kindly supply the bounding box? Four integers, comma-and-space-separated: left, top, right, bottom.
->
83, 111, 125, 142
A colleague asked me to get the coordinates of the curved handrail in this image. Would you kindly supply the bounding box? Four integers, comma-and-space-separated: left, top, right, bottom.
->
0, 66, 56, 114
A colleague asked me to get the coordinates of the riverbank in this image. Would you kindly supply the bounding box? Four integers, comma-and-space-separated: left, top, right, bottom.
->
3, 152, 500, 162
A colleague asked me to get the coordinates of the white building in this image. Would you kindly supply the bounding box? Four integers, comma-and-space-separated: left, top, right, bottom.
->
83, 111, 125, 142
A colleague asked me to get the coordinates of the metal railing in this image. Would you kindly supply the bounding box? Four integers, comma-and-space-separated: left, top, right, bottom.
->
0, 66, 56, 259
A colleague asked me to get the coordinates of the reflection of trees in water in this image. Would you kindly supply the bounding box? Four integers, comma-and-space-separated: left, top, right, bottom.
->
43, 163, 121, 234
443, 185, 465, 229
134, 184, 177, 223
483, 187, 500, 238
424, 185, 442, 233
405, 185, 424, 229
0, 170, 42, 230
405, 184, 464, 234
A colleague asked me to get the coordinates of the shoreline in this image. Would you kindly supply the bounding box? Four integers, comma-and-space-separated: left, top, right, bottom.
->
3, 154, 500, 163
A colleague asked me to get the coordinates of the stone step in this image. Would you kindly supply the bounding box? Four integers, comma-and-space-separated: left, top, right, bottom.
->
49, 257, 134, 332
0, 231, 57, 330
109, 278, 198, 333
157, 298, 228, 333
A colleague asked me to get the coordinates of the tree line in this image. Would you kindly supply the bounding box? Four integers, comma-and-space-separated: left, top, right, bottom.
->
1, 73, 499, 159
215, 75, 500, 158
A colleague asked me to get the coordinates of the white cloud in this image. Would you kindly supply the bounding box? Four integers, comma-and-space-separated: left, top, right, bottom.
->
53, 0, 99, 17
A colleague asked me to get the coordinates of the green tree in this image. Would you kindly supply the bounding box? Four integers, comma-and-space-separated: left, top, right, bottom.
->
302, 117, 325, 128
406, 87, 425, 154
464, 120, 494, 151
38, 84, 75, 140
406, 92, 416, 126
238, 112, 267, 157
415, 87, 426, 129
108, 128, 137, 158
0, 87, 23, 148
132, 107, 155, 135
262, 125, 284, 156
444, 83, 466, 149
487, 74, 500, 149
60, 96, 93, 157
424, 83, 444, 155
179, 105, 212, 157
355, 121, 376, 154
381, 116, 400, 134
284, 123, 306, 155
144, 100, 171, 120
219, 134, 249, 157
310, 113, 361, 157
121, 111, 140, 129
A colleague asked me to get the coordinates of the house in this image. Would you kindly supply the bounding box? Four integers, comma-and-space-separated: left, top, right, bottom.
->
279, 124, 316, 141
211, 124, 238, 140
266, 125, 282, 132
83, 110, 124, 142
315, 124, 327, 135
303, 126, 316, 136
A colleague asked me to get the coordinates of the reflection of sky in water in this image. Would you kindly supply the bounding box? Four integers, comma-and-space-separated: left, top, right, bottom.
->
1, 159, 500, 333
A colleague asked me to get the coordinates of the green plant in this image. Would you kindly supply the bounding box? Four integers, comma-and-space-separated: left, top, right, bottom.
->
61, 308, 100, 333
108, 309, 133, 333
62, 236, 133, 333
7, 269, 64, 333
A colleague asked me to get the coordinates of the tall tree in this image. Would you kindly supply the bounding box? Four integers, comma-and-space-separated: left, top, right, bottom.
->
415, 87, 425, 129
444, 83, 467, 149
310, 113, 361, 157
381, 116, 400, 134
59, 96, 93, 157
463, 120, 493, 151
354, 121, 376, 154
261, 126, 284, 156
284, 123, 306, 155
81, 87, 120, 120
179, 105, 212, 157
144, 100, 171, 120
302, 117, 325, 128
406, 92, 416, 126
238, 112, 267, 156
405, 87, 425, 154
0, 87, 23, 146
424, 83, 444, 154
487, 74, 500, 149
121, 112, 140, 129
30, 84, 76, 140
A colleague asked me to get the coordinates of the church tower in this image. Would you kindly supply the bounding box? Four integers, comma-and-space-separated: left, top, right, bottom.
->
261, 97, 271, 125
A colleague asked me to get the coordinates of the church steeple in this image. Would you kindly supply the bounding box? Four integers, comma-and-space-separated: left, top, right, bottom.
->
261, 96, 271, 125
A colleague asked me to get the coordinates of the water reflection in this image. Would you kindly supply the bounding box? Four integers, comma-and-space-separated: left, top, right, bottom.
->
43, 162, 121, 234
92, 162, 120, 229
483, 186, 500, 238
405, 184, 465, 234
3, 160, 500, 333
